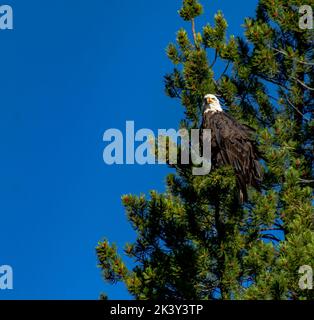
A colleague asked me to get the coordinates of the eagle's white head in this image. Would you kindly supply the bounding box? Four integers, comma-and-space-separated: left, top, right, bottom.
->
203, 94, 223, 113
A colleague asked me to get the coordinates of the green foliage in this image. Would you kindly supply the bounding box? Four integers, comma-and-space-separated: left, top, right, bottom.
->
97, 0, 314, 300
203, 11, 228, 49
179, 0, 203, 21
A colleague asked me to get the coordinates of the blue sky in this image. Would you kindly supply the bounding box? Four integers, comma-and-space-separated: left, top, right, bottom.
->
0, 0, 258, 299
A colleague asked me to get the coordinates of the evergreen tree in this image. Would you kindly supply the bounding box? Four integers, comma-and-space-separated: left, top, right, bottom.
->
97, 0, 314, 299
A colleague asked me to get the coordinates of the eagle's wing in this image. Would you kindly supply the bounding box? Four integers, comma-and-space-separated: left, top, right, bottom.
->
202, 111, 262, 199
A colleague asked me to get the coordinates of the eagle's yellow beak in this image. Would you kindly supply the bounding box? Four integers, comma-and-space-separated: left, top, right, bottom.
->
207, 97, 213, 104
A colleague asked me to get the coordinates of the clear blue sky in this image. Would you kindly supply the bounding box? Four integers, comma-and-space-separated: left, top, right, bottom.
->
0, 0, 258, 299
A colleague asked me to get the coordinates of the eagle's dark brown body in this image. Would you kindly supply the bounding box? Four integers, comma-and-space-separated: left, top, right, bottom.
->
202, 110, 262, 202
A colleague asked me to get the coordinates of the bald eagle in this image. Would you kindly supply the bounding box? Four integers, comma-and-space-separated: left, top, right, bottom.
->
202, 94, 262, 202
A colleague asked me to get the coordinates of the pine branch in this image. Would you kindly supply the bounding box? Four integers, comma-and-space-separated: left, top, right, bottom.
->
209, 49, 218, 69
291, 76, 314, 91
284, 94, 309, 121
299, 179, 314, 184
191, 18, 198, 49
271, 47, 314, 66
217, 61, 231, 82
260, 234, 281, 242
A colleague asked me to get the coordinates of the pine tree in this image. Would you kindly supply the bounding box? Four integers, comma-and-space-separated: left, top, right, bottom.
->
97, 0, 314, 300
